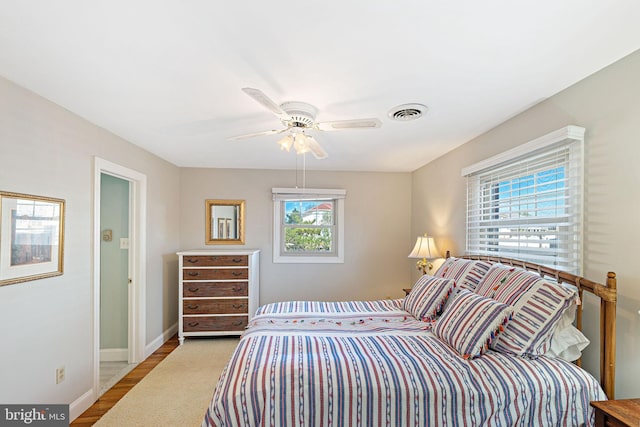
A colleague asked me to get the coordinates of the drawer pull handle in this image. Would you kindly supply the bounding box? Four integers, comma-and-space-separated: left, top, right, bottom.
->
232, 320, 244, 326
232, 286, 242, 292
187, 272, 200, 277
232, 304, 245, 309
232, 271, 242, 277
188, 287, 199, 292
186, 259, 199, 264
232, 258, 243, 263
187, 304, 199, 309
187, 322, 199, 327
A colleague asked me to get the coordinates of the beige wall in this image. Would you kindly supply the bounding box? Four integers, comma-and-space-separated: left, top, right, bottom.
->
179, 168, 413, 303
412, 50, 640, 398
0, 76, 181, 410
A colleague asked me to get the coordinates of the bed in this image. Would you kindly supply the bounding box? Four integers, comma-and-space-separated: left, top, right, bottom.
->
202, 255, 617, 427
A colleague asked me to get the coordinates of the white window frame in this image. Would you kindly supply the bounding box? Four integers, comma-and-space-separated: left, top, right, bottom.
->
462, 125, 584, 274
272, 188, 346, 264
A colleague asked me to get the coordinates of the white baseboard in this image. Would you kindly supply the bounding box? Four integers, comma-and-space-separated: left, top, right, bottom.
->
70, 388, 96, 422
70, 322, 179, 422
100, 348, 128, 362
144, 322, 178, 358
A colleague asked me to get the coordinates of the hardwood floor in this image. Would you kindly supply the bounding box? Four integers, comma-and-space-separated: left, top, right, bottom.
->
72, 335, 179, 426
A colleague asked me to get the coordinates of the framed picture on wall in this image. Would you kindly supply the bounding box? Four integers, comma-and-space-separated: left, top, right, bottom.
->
0, 191, 65, 286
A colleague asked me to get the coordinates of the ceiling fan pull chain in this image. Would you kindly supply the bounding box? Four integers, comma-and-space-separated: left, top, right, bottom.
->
303, 152, 306, 190
295, 154, 300, 189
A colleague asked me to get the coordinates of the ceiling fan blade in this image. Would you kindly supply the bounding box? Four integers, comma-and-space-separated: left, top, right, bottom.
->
304, 135, 328, 159
228, 128, 287, 141
316, 118, 382, 131
241, 87, 291, 121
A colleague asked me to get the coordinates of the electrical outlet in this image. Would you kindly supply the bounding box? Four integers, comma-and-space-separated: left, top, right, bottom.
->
56, 366, 65, 384
120, 238, 129, 249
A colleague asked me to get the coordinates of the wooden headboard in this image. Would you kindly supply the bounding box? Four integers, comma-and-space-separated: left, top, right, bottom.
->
449, 252, 617, 399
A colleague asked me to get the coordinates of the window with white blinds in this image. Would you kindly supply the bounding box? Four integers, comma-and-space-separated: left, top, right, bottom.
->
462, 126, 584, 274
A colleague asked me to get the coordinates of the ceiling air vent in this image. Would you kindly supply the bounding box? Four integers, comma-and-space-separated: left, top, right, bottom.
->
388, 103, 428, 121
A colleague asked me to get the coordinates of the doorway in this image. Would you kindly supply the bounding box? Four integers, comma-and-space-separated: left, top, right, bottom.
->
99, 174, 132, 393
93, 158, 147, 398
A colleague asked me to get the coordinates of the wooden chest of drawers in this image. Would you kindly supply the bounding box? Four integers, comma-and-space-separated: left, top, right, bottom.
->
177, 250, 259, 344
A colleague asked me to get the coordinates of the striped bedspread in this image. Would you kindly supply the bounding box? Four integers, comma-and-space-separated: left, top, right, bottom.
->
255, 299, 405, 316
204, 302, 605, 427
245, 311, 432, 338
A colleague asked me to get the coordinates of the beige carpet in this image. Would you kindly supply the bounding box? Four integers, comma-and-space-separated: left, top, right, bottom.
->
95, 337, 239, 427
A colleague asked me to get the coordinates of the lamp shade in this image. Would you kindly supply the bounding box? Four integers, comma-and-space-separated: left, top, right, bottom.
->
408, 235, 440, 259
278, 134, 294, 152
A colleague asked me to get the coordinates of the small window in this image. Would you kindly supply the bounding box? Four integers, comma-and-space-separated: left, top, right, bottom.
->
272, 188, 345, 263
462, 126, 584, 273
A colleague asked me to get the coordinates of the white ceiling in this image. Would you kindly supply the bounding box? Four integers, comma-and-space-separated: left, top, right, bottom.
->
1, 1, 639, 172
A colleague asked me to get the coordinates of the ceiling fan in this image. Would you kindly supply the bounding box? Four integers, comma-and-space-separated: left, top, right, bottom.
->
228, 87, 382, 159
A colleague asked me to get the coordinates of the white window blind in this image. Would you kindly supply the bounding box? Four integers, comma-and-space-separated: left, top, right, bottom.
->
462, 126, 584, 273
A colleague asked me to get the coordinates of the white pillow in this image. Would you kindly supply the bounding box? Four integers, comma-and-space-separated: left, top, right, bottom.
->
546, 304, 590, 361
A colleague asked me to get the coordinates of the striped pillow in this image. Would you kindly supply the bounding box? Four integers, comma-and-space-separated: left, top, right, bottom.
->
477, 268, 578, 356
433, 289, 513, 359
403, 275, 456, 321
473, 263, 516, 296
434, 257, 493, 292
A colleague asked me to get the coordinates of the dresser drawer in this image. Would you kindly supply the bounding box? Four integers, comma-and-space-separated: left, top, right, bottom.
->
183, 298, 248, 314
183, 268, 248, 280
183, 255, 248, 267
183, 316, 248, 332
183, 281, 248, 297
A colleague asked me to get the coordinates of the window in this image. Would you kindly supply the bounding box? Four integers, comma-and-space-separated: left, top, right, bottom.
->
272, 188, 345, 263
462, 126, 584, 273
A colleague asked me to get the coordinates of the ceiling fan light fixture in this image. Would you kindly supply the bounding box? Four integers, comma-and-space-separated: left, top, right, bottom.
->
278, 134, 294, 152
293, 133, 311, 155
388, 103, 428, 121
